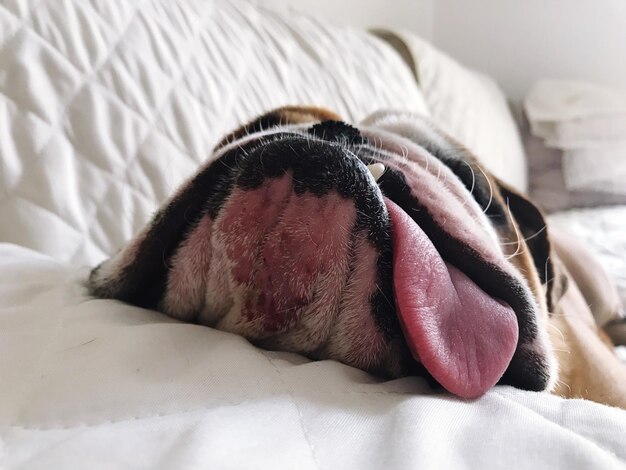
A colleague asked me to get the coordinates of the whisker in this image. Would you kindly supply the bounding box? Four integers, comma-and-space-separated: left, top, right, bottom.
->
401, 144, 409, 161
303, 222, 319, 248
556, 379, 572, 394
544, 256, 551, 292
504, 197, 527, 260
499, 226, 547, 246
547, 321, 566, 342
464, 161, 476, 196
375, 283, 394, 309
552, 348, 571, 354
475, 163, 493, 215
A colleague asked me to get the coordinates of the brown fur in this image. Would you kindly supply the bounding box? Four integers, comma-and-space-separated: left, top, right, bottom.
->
490, 179, 626, 409
548, 232, 626, 408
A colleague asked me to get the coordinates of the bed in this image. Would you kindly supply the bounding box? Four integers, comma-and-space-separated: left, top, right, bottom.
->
1, 1, 625, 468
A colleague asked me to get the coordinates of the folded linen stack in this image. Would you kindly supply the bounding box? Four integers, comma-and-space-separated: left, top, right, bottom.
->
525, 80, 626, 195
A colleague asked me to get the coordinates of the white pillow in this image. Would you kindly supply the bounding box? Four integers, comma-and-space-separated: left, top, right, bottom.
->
373, 30, 528, 192
524, 80, 626, 196
515, 106, 626, 213
0, 0, 429, 265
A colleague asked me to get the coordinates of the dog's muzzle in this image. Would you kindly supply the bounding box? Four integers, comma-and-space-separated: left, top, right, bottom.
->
88, 118, 556, 398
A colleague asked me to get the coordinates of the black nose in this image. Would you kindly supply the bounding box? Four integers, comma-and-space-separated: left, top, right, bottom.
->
308, 120, 364, 145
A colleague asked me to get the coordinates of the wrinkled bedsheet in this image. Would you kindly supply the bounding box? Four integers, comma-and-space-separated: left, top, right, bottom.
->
549, 206, 626, 307
1, 243, 626, 469
0, 0, 428, 266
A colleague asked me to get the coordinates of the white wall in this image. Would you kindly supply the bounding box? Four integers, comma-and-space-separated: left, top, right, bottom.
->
432, 0, 626, 99
266, 0, 626, 100
265, 0, 434, 38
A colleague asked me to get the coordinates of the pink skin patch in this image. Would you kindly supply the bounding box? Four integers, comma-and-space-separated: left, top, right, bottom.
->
220, 174, 293, 286
324, 234, 389, 372
161, 215, 214, 320
217, 174, 358, 335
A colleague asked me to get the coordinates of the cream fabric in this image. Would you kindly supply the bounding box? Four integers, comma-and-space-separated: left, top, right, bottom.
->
512, 103, 626, 212
562, 144, 626, 194
526, 80, 626, 131
525, 80, 626, 194
374, 30, 528, 192
0, 0, 428, 266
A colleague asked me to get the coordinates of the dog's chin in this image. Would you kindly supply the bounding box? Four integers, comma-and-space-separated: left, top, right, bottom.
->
89, 120, 557, 399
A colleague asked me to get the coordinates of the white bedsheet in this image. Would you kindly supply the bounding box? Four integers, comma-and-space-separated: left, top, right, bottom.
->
1, 243, 626, 470
549, 206, 626, 307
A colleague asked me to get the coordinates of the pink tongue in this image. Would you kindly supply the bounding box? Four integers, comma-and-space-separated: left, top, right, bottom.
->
384, 198, 518, 398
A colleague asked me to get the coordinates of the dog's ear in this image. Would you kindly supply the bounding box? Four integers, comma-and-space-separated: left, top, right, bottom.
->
215, 106, 342, 149
496, 182, 567, 312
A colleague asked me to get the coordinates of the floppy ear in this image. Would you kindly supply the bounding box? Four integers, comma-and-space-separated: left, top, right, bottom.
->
497, 183, 567, 312
88, 106, 342, 308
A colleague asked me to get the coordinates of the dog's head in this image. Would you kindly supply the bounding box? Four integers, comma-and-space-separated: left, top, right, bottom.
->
88, 106, 559, 398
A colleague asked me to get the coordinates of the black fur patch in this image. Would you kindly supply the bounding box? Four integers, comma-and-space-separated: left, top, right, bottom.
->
498, 185, 555, 311
308, 120, 365, 146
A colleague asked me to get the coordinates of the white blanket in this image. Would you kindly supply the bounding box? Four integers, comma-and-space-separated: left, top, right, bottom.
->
2, 243, 626, 469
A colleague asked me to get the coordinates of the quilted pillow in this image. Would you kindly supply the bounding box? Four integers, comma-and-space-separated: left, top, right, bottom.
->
372, 30, 528, 192
0, 0, 429, 265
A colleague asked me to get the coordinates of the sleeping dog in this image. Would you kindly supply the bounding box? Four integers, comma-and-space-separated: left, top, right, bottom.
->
88, 106, 626, 406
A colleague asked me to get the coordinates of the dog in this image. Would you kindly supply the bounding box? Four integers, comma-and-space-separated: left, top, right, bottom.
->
87, 106, 626, 407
